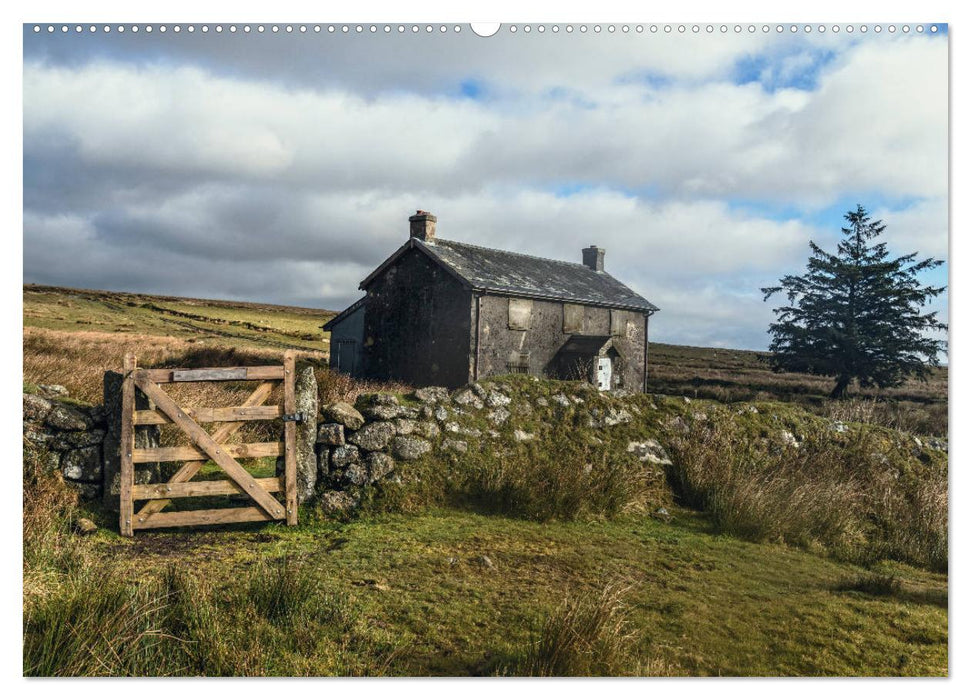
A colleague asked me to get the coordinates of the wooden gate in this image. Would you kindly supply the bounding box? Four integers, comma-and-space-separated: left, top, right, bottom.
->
118, 350, 299, 536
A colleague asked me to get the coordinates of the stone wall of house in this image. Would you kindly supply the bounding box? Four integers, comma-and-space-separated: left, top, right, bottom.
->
474, 294, 647, 391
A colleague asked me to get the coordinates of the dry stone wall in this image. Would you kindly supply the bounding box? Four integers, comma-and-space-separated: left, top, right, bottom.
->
23, 386, 110, 500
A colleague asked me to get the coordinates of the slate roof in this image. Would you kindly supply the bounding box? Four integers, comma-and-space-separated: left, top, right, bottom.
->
321, 296, 365, 331
360, 237, 658, 313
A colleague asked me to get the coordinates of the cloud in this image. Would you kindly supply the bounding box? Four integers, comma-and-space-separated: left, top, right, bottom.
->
22, 29, 948, 350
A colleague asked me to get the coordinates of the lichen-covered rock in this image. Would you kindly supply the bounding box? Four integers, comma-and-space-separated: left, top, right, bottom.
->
442, 439, 468, 453
294, 366, 319, 503
321, 402, 365, 431
487, 407, 511, 425
452, 388, 483, 409
627, 440, 672, 465
434, 405, 450, 422
343, 463, 369, 486
46, 402, 92, 431
780, 430, 801, 448
445, 422, 481, 437
552, 393, 571, 407
414, 386, 450, 403
361, 404, 407, 421
331, 444, 360, 469
604, 408, 632, 426
75, 517, 98, 535
394, 418, 417, 435
390, 436, 432, 461
317, 423, 345, 446
536, 397, 549, 408
486, 391, 511, 408
513, 429, 535, 442
357, 393, 399, 408
416, 421, 440, 439
319, 490, 359, 515
471, 383, 488, 399
62, 446, 103, 482
366, 452, 396, 482
23, 393, 52, 423
348, 421, 396, 451
51, 429, 106, 450
38, 384, 69, 398
419, 404, 434, 420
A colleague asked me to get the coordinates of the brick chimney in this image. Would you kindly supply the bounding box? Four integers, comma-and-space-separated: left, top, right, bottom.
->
409, 210, 437, 242
582, 245, 605, 272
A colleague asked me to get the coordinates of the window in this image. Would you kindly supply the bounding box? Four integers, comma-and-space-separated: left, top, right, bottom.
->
508, 298, 532, 330
563, 304, 584, 334
610, 309, 626, 337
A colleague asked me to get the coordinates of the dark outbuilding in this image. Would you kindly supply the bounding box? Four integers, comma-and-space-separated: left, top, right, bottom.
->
323, 211, 659, 390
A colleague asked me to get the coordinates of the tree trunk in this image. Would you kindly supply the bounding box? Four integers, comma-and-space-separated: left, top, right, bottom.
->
830, 375, 851, 399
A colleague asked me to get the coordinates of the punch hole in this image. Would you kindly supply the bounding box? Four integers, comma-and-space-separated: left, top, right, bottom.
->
470, 23, 500, 37
917, 25, 924, 32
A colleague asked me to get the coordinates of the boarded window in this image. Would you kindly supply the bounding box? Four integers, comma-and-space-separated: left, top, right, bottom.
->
610, 309, 626, 337
508, 298, 532, 330
563, 304, 584, 334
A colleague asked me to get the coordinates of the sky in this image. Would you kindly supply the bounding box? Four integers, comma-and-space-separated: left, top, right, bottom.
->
22, 23, 949, 351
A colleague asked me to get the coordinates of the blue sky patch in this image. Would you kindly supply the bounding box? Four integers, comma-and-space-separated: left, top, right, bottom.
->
734, 47, 836, 92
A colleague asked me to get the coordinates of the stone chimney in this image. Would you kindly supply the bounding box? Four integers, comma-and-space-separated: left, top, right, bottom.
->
582, 245, 605, 272
409, 210, 437, 242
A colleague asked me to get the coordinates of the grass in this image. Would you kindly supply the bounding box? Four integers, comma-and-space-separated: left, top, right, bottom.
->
22, 284, 949, 676
25, 491, 948, 676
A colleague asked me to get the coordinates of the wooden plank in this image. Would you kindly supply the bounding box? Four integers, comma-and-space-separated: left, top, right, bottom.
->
283, 350, 298, 526
134, 405, 283, 426
119, 352, 136, 537
134, 381, 276, 518
172, 368, 248, 382
133, 441, 284, 463
140, 366, 285, 383
133, 375, 286, 520
133, 506, 279, 530
133, 476, 283, 500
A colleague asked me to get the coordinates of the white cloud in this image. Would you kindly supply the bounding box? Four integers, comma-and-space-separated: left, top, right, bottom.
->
22, 31, 948, 349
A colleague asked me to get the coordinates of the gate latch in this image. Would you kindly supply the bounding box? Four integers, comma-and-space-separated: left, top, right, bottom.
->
281, 412, 305, 423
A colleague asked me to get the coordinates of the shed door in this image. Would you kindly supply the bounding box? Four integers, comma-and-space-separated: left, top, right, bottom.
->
336, 340, 358, 375
595, 356, 612, 390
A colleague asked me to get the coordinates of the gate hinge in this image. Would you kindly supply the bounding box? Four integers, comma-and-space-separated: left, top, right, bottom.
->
281, 412, 305, 423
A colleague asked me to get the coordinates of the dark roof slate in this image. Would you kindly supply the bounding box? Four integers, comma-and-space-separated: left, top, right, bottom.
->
321, 295, 365, 331
397, 238, 658, 313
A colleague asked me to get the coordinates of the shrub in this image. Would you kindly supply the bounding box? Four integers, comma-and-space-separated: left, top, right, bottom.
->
509, 583, 637, 676
244, 557, 321, 623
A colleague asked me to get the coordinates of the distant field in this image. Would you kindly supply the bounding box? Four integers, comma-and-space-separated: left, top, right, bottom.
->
23, 284, 947, 435
23, 284, 335, 353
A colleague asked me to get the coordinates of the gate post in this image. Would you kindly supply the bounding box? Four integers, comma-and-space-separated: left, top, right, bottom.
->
119, 352, 136, 537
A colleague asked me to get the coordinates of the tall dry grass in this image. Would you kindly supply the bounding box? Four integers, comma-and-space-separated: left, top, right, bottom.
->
665, 418, 948, 571
503, 583, 646, 676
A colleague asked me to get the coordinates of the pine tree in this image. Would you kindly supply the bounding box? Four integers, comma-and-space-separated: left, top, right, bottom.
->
762, 205, 947, 399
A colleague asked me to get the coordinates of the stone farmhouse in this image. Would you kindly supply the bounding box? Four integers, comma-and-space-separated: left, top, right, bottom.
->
323, 211, 659, 391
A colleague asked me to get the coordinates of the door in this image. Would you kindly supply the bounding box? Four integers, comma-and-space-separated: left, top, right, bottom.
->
595, 356, 612, 390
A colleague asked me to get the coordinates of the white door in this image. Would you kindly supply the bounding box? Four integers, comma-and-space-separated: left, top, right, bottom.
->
595, 356, 612, 390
